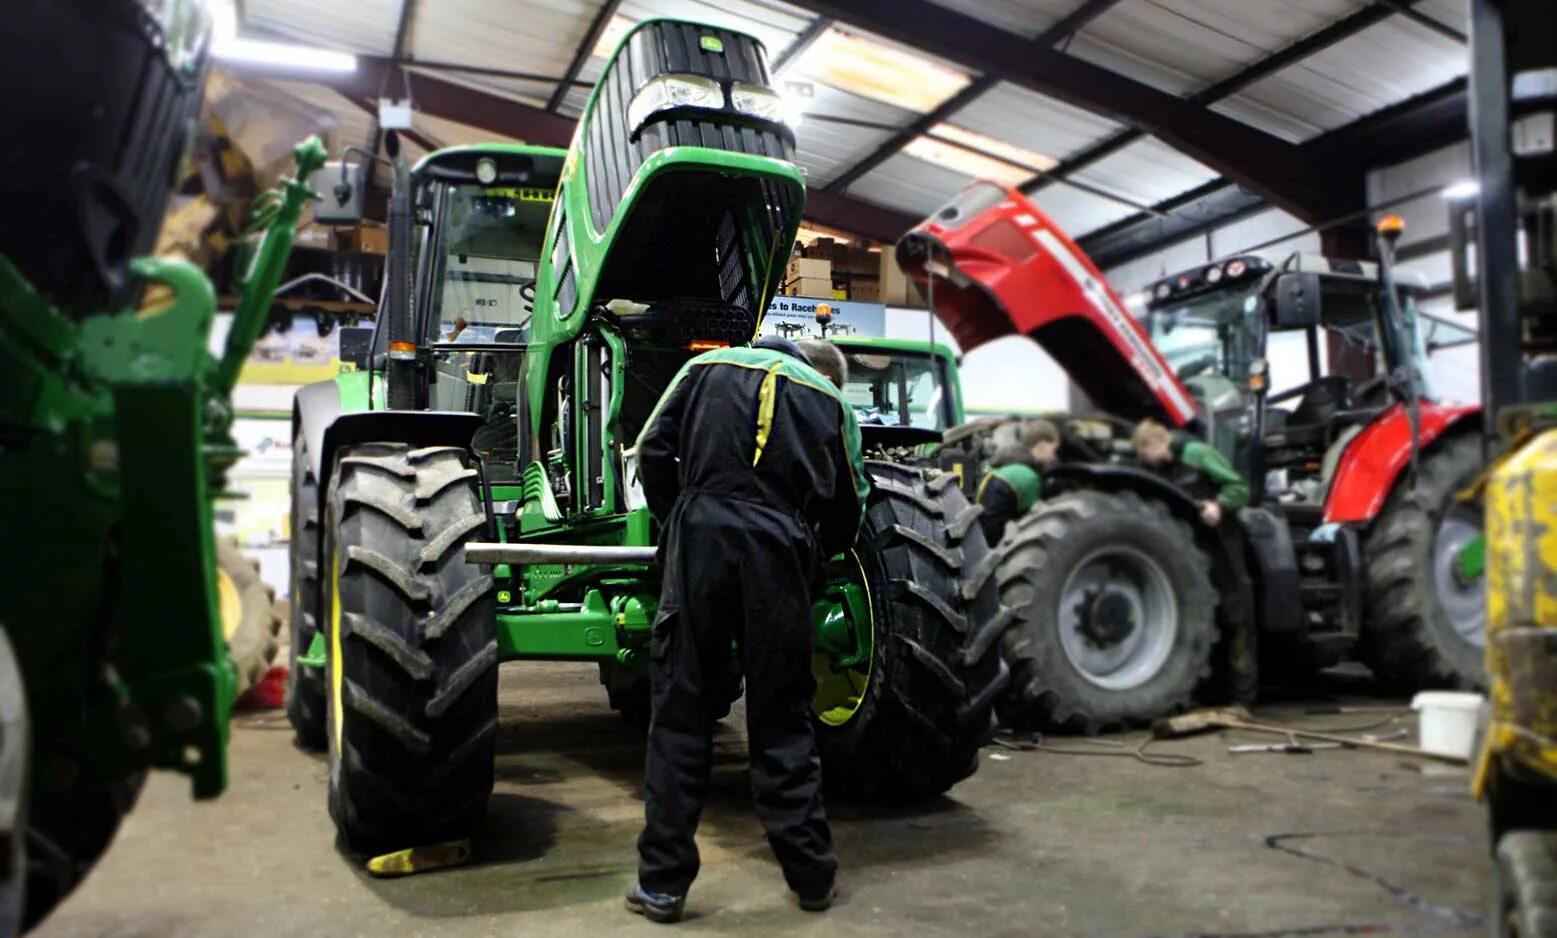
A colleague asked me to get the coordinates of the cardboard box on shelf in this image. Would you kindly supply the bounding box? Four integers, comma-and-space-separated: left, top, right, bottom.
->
787, 256, 831, 282
834, 247, 880, 275
880, 251, 926, 307
334, 226, 389, 254
786, 276, 835, 298
850, 278, 881, 303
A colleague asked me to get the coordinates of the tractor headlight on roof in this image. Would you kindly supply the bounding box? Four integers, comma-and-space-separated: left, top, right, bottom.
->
730, 82, 784, 123
627, 74, 724, 133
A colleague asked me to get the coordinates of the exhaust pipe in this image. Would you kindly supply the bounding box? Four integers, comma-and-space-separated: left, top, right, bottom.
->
465, 543, 657, 565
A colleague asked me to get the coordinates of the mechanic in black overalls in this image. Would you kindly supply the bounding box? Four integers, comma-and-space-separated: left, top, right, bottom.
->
626, 335, 869, 923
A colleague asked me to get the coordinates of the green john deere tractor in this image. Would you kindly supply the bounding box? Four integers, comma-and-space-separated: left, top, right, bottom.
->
287, 18, 1010, 855
0, 2, 324, 932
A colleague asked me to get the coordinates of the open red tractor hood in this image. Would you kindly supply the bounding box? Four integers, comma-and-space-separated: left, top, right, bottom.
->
895, 182, 1196, 427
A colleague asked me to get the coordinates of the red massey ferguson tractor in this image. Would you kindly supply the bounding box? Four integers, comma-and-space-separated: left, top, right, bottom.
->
898, 182, 1484, 733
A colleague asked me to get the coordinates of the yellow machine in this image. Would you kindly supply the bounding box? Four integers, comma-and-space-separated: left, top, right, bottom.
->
1460, 0, 1557, 933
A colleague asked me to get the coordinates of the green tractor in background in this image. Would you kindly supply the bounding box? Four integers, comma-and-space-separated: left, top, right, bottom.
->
0, 1, 324, 932
287, 18, 1010, 855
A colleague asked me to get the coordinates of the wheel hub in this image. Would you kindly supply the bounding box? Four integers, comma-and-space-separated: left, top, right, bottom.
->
1076, 588, 1138, 648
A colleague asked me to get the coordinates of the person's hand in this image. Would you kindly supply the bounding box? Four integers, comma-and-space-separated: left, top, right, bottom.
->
1199, 500, 1222, 526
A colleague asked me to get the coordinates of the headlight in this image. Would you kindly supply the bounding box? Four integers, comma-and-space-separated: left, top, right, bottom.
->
1204, 264, 1224, 284
1154, 283, 1171, 300
475, 157, 497, 185
627, 74, 724, 133
1226, 259, 1247, 278
731, 82, 784, 123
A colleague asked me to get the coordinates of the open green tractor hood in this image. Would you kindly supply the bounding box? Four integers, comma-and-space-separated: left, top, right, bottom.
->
526, 18, 808, 439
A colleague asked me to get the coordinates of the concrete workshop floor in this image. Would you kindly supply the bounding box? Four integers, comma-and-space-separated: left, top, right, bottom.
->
34, 664, 1488, 938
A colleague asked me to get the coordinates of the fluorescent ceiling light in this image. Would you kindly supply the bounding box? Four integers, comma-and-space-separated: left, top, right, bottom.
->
902, 123, 1056, 186
790, 28, 971, 114
1442, 179, 1480, 200
594, 14, 638, 58
214, 39, 356, 72
209, 0, 355, 72
928, 124, 1056, 174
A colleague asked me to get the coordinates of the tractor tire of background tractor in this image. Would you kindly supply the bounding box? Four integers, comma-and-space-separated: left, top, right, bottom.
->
21, 773, 145, 934
996, 490, 1217, 734
287, 430, 327, 750
217, 539, 281, 696
813, 462, 1010, 801
1361, 433, 1486, 692
323, 444, 497, 855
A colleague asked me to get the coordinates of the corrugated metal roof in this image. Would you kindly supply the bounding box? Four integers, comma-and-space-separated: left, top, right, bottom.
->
1213, 17, 1466, 142
258, 80, 370, 153
844, 152, 972, 219
949, 82, 1123, 164
406, 67, 552, 112
1069, 137, 1218, 207
414, 111, 527, 149
243, 0, 402, 55
1067, 0, 1366, 97
409, 0, 606, 83
794, 85, 914, 187
921, 0, 1079, 40
1026, 182, 1139, 237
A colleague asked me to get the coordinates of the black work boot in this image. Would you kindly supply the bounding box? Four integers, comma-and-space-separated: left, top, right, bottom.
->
625, 881, 686, 923
795, 882, 837, 912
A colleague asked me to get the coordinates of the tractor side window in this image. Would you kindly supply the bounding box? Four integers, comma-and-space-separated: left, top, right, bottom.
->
842, 351, 950, 430
431, 185, 553, 344
430, 347, 526, 479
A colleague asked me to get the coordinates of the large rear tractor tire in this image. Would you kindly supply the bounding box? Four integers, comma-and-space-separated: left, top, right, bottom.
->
323, 444, 497, 855
287, 430, 327, 749
1494, 830, 1557, 938
1361, 432, 1486, 691
996, 490, 1218, 734
21, 774, 144, 934
217, 539, 281, 697
811, 463, 1010, 801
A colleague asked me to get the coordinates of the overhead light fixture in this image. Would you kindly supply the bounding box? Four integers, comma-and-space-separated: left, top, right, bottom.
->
903, 135, 1030, 186
1442, 179, 1481, 200
928, 123, 1056, 173
789, 28, 971, 114
209, 0, 356, 72
593, 14, 638, 59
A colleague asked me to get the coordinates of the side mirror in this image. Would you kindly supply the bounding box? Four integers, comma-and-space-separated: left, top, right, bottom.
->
314, 160, 366, 225
338, 326, 375, 370
1272, 272, 1322, 328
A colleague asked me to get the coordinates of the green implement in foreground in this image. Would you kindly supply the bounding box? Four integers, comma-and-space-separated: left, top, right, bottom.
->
0, 9, 325, 922
287, 18, 1012, 856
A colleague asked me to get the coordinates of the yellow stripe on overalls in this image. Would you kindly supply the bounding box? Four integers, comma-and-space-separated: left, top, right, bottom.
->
753, 362, 783, 466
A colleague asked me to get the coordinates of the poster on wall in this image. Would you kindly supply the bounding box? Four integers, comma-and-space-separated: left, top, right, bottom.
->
215, 311, 368, 385
761, 296, 884, 340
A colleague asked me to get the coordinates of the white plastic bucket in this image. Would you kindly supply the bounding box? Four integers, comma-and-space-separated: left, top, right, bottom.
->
1411, 690, 1484, 759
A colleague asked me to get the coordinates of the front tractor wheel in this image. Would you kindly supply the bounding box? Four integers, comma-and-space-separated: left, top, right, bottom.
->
997, 490, 1218, 734
323, 444, 497, 855
810, 462, 1011, 801
1361, 432, 1487, 691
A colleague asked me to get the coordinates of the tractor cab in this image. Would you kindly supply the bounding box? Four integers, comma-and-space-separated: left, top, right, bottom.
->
411, 147, 567, 478
1143, 253, 1473, 506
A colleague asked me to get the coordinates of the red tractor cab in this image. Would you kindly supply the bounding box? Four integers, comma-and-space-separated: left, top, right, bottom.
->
899, 182, 1485, 733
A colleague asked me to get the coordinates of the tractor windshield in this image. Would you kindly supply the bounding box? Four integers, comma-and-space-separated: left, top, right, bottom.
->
428, 184, 553, 344
840, 349, 955, 430
1146, 283, 1264, 384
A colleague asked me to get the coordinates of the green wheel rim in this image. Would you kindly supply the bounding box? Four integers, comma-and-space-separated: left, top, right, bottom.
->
811, 550, 874, 727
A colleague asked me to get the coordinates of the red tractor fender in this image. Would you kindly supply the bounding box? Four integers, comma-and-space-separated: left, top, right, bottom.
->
896, 182, 1197, 427
1321, 402, 1480, 524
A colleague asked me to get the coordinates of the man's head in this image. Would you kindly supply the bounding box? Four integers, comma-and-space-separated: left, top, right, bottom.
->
794, 339, 849, 390
1017, 419, 1060, 467
1133, 419, 1174, 466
